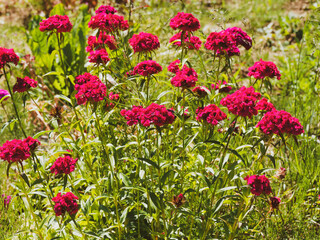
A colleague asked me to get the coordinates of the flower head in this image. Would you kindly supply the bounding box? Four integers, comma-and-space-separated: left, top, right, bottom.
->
225, 27, 252, 50
169, 32, 202, 50
95, 5, 117, 14
255, 98, 275, 112
88, 49, 110, 65
133, 60, 162, 76
196, 104, 227, 126
75, 73, 100, 90
140, 103, 176, 127
86, 33, 117, 52
120, 106, 144, 126
244, 175, 272, 196
211, 80, 232, 93
23, 136, 40, 152
170, 65, 198, 89
88, 13, 129, 32
52, 192, 79, 216
0, 89, 10, 102
192, 86, 209, 98
248, 59, 281, 80
0, 139, 31, 163
270, 197, 281, 210
50, 155, 78, 175
39, 15, 73, 33
167, 59, 181, 74
13, 76, 38, 93
1, 194, 11, 209
170, 12, 200, 32
204, 31, 239, 57
0, 47, 19, 69
75, 78, 107, 105
129, 32, 160, 53
171, 193, 186, 208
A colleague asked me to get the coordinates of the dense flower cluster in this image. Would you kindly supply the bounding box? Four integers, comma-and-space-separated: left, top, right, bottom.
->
170, 12, 200, 32
0, 89, 10, 101
50, 155, 78, 175
75, 72, 100, 90
0, 47, 19, 69
248, 59, 281, 80
244, 175, 272, 196
133, 60, 162, 76
270, 197, 281, 209
225, 27, 252, 50
167, 59, 181, 74
75, 76, 107, 105
86, 33, 117, 52
192, 86, 209, 98
88, 13, 129, 32
0, 137, 40, 163
169, 32, 202, 50
88, 49, 110, 65
13, 76, 38, 93
95, 5, 117, 14
171, 65, 198, 88
121, 103, 175, 127
220, 86, 261, 118
52, 192, 79, 216
129, 32, 160, 53
106, 92, 120, 110
256, 110, 304, 135
39, 15, 73, 33
255, 98, 275, 112
196, 104, 227, 126
211, 80, 232, 93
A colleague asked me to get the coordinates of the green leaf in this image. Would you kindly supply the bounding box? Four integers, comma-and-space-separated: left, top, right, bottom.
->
20, 173, 30, 187
138, 158, 160, 170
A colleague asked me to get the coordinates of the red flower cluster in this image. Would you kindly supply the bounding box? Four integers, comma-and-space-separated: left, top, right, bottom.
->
244, 175, 272, 196
255, 98, 275, 112
225, 27, 252, 50
192, 86, 209, 98
86, 33, 117, 52
39, 15, 73, 33
106, 92, 120, 110
129, 32, 160, 53
171, 193, 186, 208
13, 76, 38, 93
88, 13, 129, 33
121, 103, 175, 127
171, 65, 198, 89
220, 86, 261, 118
133, 60, 162, 76
167, 59, 180, 74
88, 49, 110, 65
169, 32, 202, 50
256, 109, 304, 135
50, 155, 78, 175
248, 59, 281, 80
0, 47, 19, 69
196, 104, 227, 126
211, 80, 232, 93
95, 5, 117, 14
75, 76, 107, 105
270, 197, 281, 209
0, 137, 40, 163
52, 192, 79, 216
170, 12, 200, 32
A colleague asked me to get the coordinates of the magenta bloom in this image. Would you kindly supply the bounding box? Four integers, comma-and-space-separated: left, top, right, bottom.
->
120, 106, 144, 126
88, 13, 129, 32
1, 194, 11, 209
167, 59, 181, 74
13, 76, 38, 93
196, 104, 227, 126
270, 197, 281, 209
255, 98, 275, 112
220, 86, 261, 118
133, 60, 162, 76
0, 47, 19, 69
0, 89, 10, 102
129, 32, 160, 53
0, 139, 31, 163
170, 12, 200, 32
39, 15, 73, 33
109, 92, 119, 101
192, 86, 209, 98
225, 27, 252, 50
204, 31, 239, 57
248, 59, 281, 80
86, 33, 117, 52
75, 72, 100, 90
52, 192, 79, 216
50, 155, 78, 175
88, 49, 110, 65
244, 175, 272, 196
23, 136, 40, 152
256, 109, 304, 136
211, 81, 232, 93
171, 65, 198, 89
95, 5, 117, 14
169, 32, 202, 50
140, 103, 176, 127
75, 79, 107, 105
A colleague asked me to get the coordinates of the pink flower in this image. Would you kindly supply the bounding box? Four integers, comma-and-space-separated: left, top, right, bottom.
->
0, 89, 10, 102
255, 98, 275, 112
211, 81, 232, 93
133, 60, 162, 76
220, 86, 261, 118
23, 136, 40, 152
204, 31, 239, 57
248, 59, 281, 80
1, 194, 11, 209
109, 92, 119, 101
192, 86, 209, 98
120, 106, 144, 126
52, 192, 79, 216
88, 13, 129, 32
196, 104, 227, 126
75, 72, 100, 90
88, 49, 110, 65
75, 78, 107, 105
0, 139, 31, 163
129, 32, 160, 53
13, 76, 38, 93
171, 193, 186, 208
225, 27, 252, 50
256, 109, 304, 136
170, 12, 200, 32
140, 103, 176, 127
244, 175, 272, 196
0, 47, 19, 69
86, 33, 117, 52
167, 59, 181, 74
50, 155, 78, 175
270, 197, 281, 209
95, 5, 117, 14
170, 65, 198, 89
169, 32, 202, 50
39, 15, 73, 33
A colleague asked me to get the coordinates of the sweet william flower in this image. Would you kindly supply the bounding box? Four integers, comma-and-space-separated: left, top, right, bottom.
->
270, 197, 281, 210
13, 76, 38, 93
225, 27, 252, 50
211, 80, 232, 93
244, 175, 272, 196
88, 13, 129, 32
133, 60, 162, 77
95, 5, 117, 14
0, 89, 10, 102
170, 12, 200, 32
50, 155, 78, 175
52, 192, 79, 216
0, 47, 19, 69
255, 98, 275, 112
129, 32, 160, 53
167, 59, 181, 74
75, 72, 100, 90
248, 59, 281, 80
169, 32, 202, 50
86, 33, 117, 52
0, 139, 31, 163
192, 86, 209, 98
196, 104, 227, 126
170, 65, 198, 89
39, 15, 73, 33
88, 49, 110, 65
1, 194, 11, 209
75, 79, 107, 105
